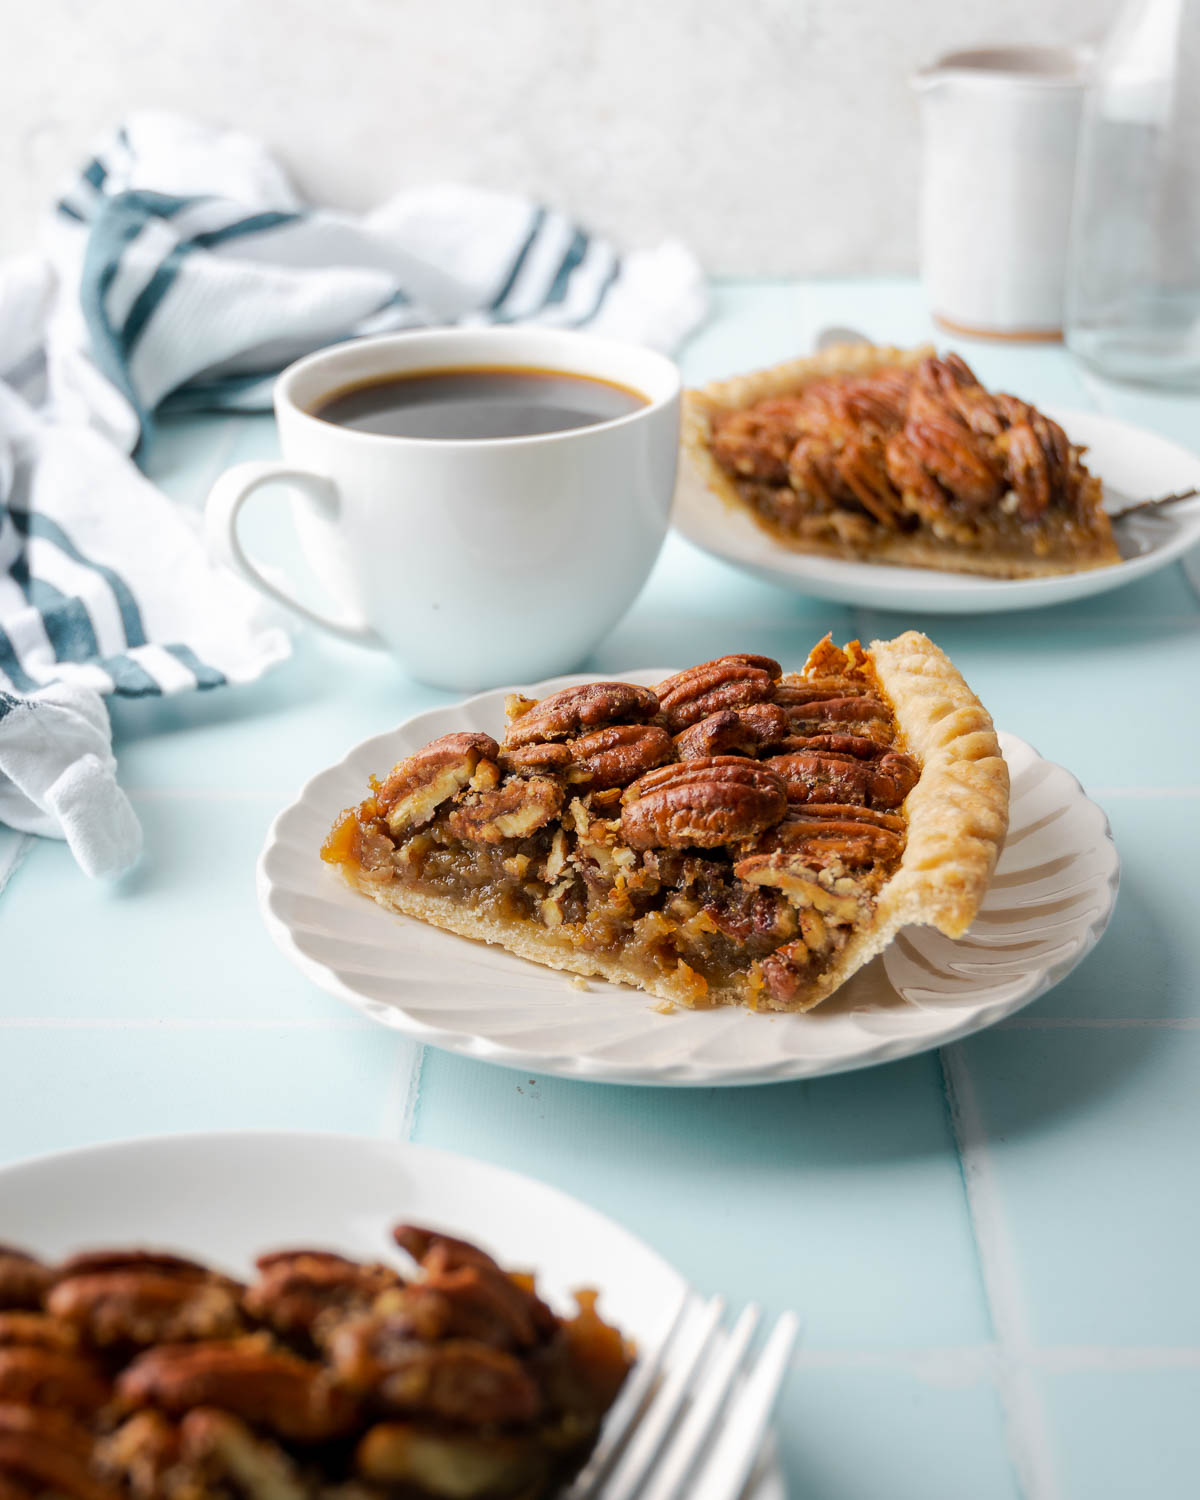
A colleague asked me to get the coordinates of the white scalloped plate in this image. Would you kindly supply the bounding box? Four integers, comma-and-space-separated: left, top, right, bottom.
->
674, 406, 1200, 613
0, 1131, 784, 1500
258, 672, 1120, 1086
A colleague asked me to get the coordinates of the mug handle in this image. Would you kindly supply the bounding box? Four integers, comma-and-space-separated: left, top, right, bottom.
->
205, 462, 382, 646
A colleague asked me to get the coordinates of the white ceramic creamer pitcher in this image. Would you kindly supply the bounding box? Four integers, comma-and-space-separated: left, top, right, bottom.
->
914, 45, 1092, 340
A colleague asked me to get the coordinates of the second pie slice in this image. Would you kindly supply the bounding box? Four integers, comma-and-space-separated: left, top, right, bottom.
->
322, 632, 1008, 1013
679, 343, 1122, 579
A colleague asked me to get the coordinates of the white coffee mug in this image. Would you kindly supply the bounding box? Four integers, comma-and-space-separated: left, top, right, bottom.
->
204, 328, 681, 690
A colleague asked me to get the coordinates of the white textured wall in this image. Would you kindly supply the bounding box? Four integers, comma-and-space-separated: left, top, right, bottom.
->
6, 0, 1121, 274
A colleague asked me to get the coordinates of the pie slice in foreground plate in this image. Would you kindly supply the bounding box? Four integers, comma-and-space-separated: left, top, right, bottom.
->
322, 632, 1009, 1012
679, 343, 1121, 579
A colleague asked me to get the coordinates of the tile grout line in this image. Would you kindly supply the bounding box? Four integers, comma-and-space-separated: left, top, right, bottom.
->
379, 1044, 426, 1142
789, 1346, 1200, 1375
940, 1043, 1062, 1500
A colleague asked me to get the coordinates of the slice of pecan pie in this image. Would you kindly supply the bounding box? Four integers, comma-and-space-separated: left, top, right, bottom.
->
1, 1228, 631, 1500
678, 343, 1121, 578
322, 632, 1009, 1012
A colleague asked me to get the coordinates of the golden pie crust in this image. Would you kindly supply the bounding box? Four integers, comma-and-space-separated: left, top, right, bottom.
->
324, 633, 1009, 1013
678, 343, 1122, 579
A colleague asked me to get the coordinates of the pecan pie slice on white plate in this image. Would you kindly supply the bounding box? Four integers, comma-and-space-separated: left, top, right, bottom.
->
680, 344, 1122, 579
322, 632, 1009, 1013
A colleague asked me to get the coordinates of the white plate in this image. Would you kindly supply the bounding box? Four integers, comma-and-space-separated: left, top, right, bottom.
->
0, 1131, 785, 1500
674, 406, 1200, 612
259, 673, 1120, 1087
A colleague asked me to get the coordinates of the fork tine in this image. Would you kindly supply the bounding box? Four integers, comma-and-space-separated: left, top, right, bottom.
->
564, 1286, 693, 1499
687, 1311, 800, 1500
638, 1302, 761, 1500
596, 1294, 726, 1500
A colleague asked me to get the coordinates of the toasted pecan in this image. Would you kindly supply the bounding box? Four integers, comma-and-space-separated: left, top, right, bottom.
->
654, 656, 781, 732
376, 733, 500, 836
244, 1251, 402, 1344
620, 758, 787, 850
116, 1339, 358, 1442
0, 1405, 118, 1500
447, 777, 563, 844
0, 1347, 109, 1415
48, 1268, 244, 1349
566, 724, 674, 790
502, 682, 659, 749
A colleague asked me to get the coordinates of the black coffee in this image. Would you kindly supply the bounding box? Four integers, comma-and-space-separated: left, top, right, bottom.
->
312, 365, 648, 440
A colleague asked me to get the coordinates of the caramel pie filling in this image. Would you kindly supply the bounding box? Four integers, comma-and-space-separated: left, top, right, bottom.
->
323, 641, 922, 1011
707, 353, 1119, 571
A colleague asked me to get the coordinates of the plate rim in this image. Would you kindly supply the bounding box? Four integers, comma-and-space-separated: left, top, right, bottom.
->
257, 673, 1121, 1088
0, 1128, 680, 1291
672, 403, 1200, 612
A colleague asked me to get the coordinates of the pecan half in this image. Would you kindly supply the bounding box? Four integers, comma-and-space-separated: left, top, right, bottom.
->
620, 758, 787, 849
773, 677, 865, 707
328, 1329, 539, 1425
766, 752, 874, 806
116, 1339, 358, 1442
737, 806, 904, 880
356, 1422, 543, 1495
710, 400, 806, 483
0, 1250, 51, 1312
48, 1267, 243, 1349
0, 1346, 109, 1414
393, 1226, 498, 1271
869, 751, 920, 807
775, 731, 891, 761
0, 1314, 78, 1352
674, 702, 791, 760
244, 1251, 402, 1345
783, 695, 892, 730
389, 1228, 554, 1349
0, 1406, 118, 1500
53, 1251, 217, 1280
654, 656, 782, 732
566, 724, 674, 789
446, 776, 563, 844
376, 733, 500, 836
498, 741, 573, 777
768, 748, 918, 809
503, 682, 659, 749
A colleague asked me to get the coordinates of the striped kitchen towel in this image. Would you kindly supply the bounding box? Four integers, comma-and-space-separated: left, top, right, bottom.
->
0, 111, 707, 877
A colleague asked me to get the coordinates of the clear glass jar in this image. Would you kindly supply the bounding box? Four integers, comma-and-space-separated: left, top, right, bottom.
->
1065, 0, 1200, 388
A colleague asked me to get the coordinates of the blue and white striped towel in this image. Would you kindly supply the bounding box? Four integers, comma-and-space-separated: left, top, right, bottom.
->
0, 111, 707, 878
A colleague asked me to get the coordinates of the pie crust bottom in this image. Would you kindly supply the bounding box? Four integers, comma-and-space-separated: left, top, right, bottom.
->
345, 874, 758, 1008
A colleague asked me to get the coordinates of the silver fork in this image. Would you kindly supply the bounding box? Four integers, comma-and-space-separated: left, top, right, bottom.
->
565, 1293, 800, 1500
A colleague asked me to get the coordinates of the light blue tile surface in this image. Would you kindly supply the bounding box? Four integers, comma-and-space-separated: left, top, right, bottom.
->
1040, 1369, 1200, 1500
4, 276, 1200, 1499
411, 1051, 991, 1350
1017, 797, 1200, 1020
0, 1026, 413, 1166
782, 1366, 1020, 1500
0, 798, 366, 1022
959, 1028, 1200, 1348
